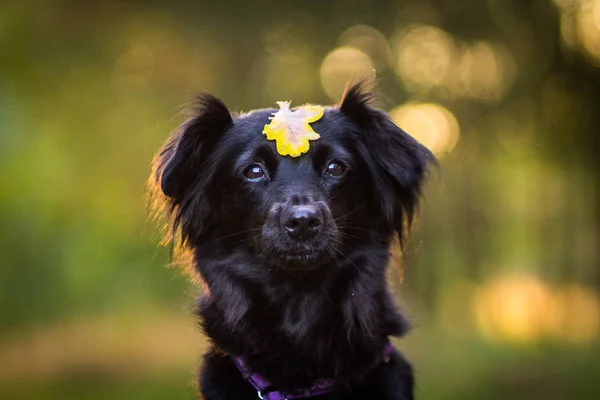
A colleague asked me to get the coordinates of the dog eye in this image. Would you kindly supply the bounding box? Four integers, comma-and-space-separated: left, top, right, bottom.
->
325, 161, 346, 177
243, 164, 266, 180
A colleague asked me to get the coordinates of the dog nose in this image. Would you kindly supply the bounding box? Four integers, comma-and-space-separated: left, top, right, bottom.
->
282, 206, 322, 240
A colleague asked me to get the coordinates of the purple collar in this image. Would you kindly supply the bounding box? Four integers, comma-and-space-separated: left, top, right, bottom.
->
233, 340, 394, 400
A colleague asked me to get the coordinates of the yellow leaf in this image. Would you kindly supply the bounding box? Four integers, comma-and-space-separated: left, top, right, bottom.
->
262, 101, 324, 157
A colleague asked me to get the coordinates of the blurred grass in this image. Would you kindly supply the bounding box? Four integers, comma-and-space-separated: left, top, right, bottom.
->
1, 318, 598, 400
402, 329, 600, 400
1, 374, 197, 400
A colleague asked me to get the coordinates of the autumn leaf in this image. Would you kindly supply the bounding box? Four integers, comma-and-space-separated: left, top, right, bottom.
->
262, 101, 324, 157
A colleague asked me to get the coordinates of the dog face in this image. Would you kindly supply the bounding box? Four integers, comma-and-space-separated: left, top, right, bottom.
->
198, 108, 380, 270
152, 82, 434, 272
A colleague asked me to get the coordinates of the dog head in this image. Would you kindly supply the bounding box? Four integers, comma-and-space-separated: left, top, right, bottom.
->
150, 81, 435, 272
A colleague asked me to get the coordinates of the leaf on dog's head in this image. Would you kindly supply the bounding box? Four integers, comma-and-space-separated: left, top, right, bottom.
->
263, 101, 324, 157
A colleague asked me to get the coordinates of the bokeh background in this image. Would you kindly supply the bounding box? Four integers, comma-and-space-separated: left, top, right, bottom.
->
1, 0, 600, 399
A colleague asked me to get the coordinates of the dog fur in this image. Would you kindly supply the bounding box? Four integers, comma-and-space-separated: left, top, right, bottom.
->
149, 81, 434, 399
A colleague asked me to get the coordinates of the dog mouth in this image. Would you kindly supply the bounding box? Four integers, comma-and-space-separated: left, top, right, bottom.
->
280, 251, 328, 269
259, 241, 336, 270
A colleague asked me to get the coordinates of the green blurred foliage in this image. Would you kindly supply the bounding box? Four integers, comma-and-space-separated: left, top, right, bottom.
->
1, 0, 599, 399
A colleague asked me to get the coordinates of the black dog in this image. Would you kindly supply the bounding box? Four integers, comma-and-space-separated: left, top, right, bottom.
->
149, 81, 434, 399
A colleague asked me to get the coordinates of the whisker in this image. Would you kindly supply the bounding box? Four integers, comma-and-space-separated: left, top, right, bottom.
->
326, 189, 345, 203
200, 227, 263, 246
333, 205, 364, 222
329, 239, 357, 253
335, 231, 361, 241
336, 226, 376, 234
328, 244, 360, 273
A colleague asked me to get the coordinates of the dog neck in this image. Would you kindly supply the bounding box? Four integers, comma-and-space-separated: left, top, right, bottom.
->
194, 244, 409, 390
233, 339, 395, 399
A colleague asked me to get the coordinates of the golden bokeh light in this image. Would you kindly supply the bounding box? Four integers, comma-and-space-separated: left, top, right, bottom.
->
554, 0, 600, 64
337, 25, 389, 69
472, 274, 600, 345
551, 284, 600, 343
389, 25, 514, 101
390, 25, 454, 91
576, 0, 600, 64
473, 274, 555, 344
552, 0, 577, 7
559, 10, 579, 49
458, 42, 512, 102
389, 102, 460, 156
320, 47, 374, 101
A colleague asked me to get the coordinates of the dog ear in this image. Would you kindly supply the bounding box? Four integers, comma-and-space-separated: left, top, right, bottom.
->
340, 81, 436, 242
151, 93, 232, 245
159, 94, 232, 198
